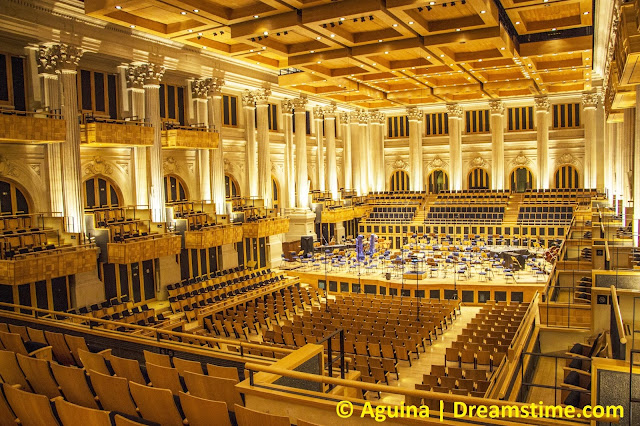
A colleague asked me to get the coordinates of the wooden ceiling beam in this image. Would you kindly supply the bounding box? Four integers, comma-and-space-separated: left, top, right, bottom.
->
230, 11, 300, 38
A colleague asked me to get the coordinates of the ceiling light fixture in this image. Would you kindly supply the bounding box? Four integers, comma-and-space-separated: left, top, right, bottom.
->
393, 23, 398, 27
181, 11, 187, 15
408, 21, 414, 25
263, 31, 269, 35
130, 25, 135, 28
115, 5, 122, 10
480, 10, 485, 13
193, 9, 199, 13
330, 34, 335, 38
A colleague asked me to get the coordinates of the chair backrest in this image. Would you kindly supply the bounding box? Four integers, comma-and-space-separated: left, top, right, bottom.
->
8, 325, 29, 342
113, 414, 159, 426
129, 381, 184, 426
0, 331, 27, 356
50, 362, 99, 409
142, 350, 171, 368
110, 354, 146, 384
178, 391, 231, 426
15, 353, 61, 399
183, 371, 243, 412
89, 369, 138, 417
26, 328, 47, 345
234, 404, 290, 426
146, 362, 183, 394
54, 398, 111, 426
0, 350, 31, 391
0, 382, 17, 425
64, 335, 89, 366
3, 382, 59, 426
44, 331, 76, 366
206, 364, 240, 382
172, 357, 203, 376
78, 349, 110, 376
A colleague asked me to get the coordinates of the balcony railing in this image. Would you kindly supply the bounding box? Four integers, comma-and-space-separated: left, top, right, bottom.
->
0, 109, 65, 144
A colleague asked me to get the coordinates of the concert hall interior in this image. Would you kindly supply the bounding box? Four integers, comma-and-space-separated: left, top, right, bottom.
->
0, 0, 638, 425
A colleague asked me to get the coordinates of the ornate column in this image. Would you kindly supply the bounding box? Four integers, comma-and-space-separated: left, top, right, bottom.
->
340, 112, 352, 191
138, 63, 166, 223
206, 77, 225, 214
350, 111, 361, 195
313, 106, 325, 192
635, 86, 640, 243
489, 100, 505, 190
293, 96, 309, 209
39, 43, 84, 233
125, 66, 148, 208
242, 90, 258, 198
407, 107, 424, 191
616, 120, 625, 216
605, 121, 616, 205
37, 50, 64, 216
447, 104, 463, 191
370, 111, 386, 192
582, 93, 599, 189
623, 108, 634, 226
534, 96, 550, 190
191, 79, 211, 202
324, 103, 338, 200
281, 100, 295, 209
254, 88, 272, 207
358, 111, 370, 195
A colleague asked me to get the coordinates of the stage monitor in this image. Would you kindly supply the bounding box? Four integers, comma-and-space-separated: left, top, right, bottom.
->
301, 236, 314, 256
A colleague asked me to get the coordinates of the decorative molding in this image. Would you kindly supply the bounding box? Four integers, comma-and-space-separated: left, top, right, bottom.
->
38, 43, 83, 73
205, 77, 224, 96
281, 99, 294, 115
511, 151, 531, 166
187, 162, 195, 175
534, 96, 550, 112
0, 156, 18, 177
241, 90, 255, 107
130, 63, 165, 86
29, 164, 41, 177
83, 156, 113, 176
252, 87, 271, 105
271, 162, 283, 175
370, 111, 385, 124
116, 162, 129, 175
349, 110, 360, 122
406, 107, 423, 121
357, 110, 369, 124
292, 95, 308, 111
162, 156, 180, 174
469, 156, 487, 168
446, 104, 463, 119
313, 106, 324, 119
191, 79, 209, 99
428, 156, 448, 170
391, 158, 408, 170
581, 92, 599, 109
323, 102, 337, 118
557, 153, 577, 166
339, 111, 350, 124
488, 100, 504, 115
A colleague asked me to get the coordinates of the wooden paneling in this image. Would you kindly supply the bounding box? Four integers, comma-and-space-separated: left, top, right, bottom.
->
242, 218, 290, 238
161, 129, 219, 149
0, 114, 66, 144
107, 234, 182, 264
184, 224, 244, 249
0, 247, 97, 286
80, 122, 154, 147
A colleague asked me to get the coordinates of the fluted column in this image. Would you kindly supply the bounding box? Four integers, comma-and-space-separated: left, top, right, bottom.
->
293, 96, 309, 209
350, 111, 361, 195
39, 44, 84, 233
138, 63, 166, 223
582, 93, 599, 189
37, 57, 64, 216
324, 104, 338, 200
605, 121, 616, 204
313, 106, 325, 192
407, 107, 424, 191
447, 104, 463, 191
616, 120, 625, 216
358, 111, 370, 195
282, 100, 295, 209
623, 108, 634, 226
340, 112, 352, 191
489, 100, 505, 190
634, 86, 640, 243
192, 80, 211, 202
254, 88, 272, 207
534, 96, 550, 190
242, 91, 258, 198
369, 111, 385, 192
206, 77, 225, 214
125, 66, 148, 207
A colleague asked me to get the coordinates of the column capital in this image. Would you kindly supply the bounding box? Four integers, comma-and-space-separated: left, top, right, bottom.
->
253, 87, 271, 105
242, 90, 256, 107
205, 77, 225, 96
582, 92, 599, 109
38, 43, 83, 74
349, 110, 360, 122
488, 100, 505, 115
370, 111, 385, 124
292, 95, 308, 112
128, 63, 165, 86
534, 96, 550, 112
339, 111, 350, 124
323, 102, 337, 118
313, 106, 324, 119
357, 111, 370, 125
281, 99, 294, 115
446, 103, 463, 118
406, 107, 423, 121
191, 79, 209, 99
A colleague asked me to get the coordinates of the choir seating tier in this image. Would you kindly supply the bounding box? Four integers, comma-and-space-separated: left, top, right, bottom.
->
0, 110, 66, 144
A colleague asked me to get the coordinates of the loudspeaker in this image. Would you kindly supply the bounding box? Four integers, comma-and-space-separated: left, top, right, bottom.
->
301, 236, 315, 256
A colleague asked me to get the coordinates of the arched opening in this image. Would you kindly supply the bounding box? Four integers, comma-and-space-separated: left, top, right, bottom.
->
554, 165, 580, 189
164, 174, 189, 203
428, 169, 449, 194
0, 179, 31, 215
390, 170, 410, 191
224, 173, 240, 199
510, 167, 534, 193
83, 176, 121, 209
272, 176, 280, 211
467, 168, 490, 190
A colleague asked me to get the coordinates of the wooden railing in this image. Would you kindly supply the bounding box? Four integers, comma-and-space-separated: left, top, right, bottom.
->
0, 109, 66, 144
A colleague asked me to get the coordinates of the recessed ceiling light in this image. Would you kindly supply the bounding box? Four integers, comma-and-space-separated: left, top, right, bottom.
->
440, 54, 444, 57
316, 36, 321, 40
478, 59, 482, 62
456, 28, 460, 31
250, 49, 254, 52
501, 47, 505, 50
379, 39, 383, 42
330, 34, 335, 38
372, 63, 376, 66
408, 21, 414, 25
254, 15, 259, 18
193, 9, 199, 13
552, 28, 556, 31
310, 50, 315, 53
427, 56, 430, 59
584, 11, 589, 15
393, 24, 398, 27
202, 46, 206, 49
515, 21, 520, 24
115, 5, 122, 10
262, 46, 266, 49
188, 29, 193, 32
130, 25, 136, 28
257, 62, 260, 64
360, 64, 365, 67
585, 57, 590, 60
181, 11, 187, 15
480, 10, 485, 13
340, 17, 345, 21
263, 31, 268, 35
385, 51, 389, 54
317, 61, 322, 64
198, 32, 203, 36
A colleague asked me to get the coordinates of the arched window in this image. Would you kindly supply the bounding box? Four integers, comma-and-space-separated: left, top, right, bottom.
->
0, 179, 30, 215
554, 165, 580, 189
428, 170, 449, 194
225, 174, 240, 199
83, 176, 121, 209
390, 170, 410, 191
164, 174, 188, 203
510, 167, 533, 193
272, 176, 280, 210
467, 168, 490, 190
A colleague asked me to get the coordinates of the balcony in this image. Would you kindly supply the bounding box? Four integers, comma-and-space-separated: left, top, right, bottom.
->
0, 245, 97, 286
321, 207, 354, 224
0, 110, 65, 144
615, 4, 640, 87
184, 223, 243, 250
107, 233, 181, 264
161, 122, 219, 149
80, 114, 153, 147
243, 217, 290, 239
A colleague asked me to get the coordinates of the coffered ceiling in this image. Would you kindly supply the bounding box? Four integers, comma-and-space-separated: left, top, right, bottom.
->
85, 0, 594, 108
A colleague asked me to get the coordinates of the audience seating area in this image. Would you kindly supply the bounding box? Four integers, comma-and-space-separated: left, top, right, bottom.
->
435, 190, 509, 204
561, 332, 608, 409
89, 207, 148, 242
517, 205, 574, 224
0, 214, 56, 259
367, 206, 417, 223
66, 296, 165, 327
426, 206, 505, 224
168, 201, 215, 231
367, 191, 426, 205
